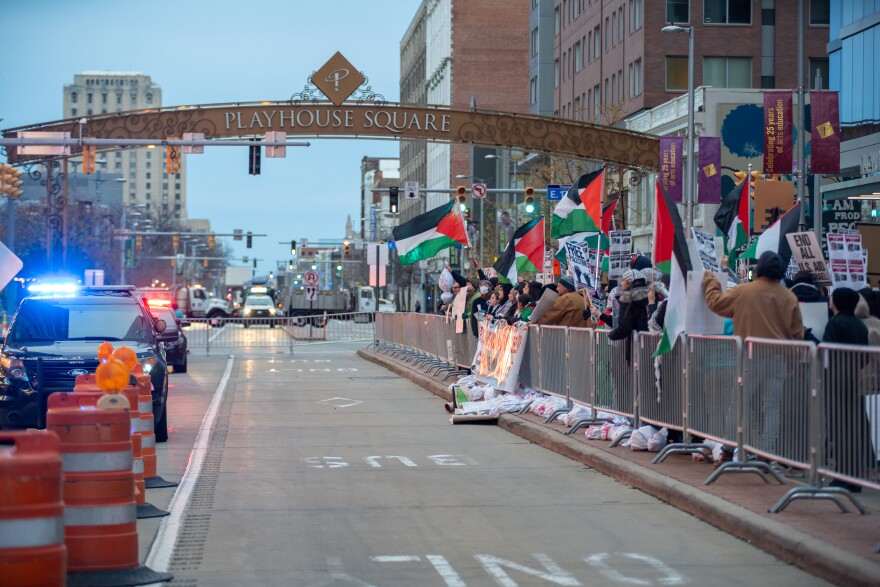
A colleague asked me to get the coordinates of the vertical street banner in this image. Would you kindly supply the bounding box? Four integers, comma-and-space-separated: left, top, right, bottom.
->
810, 91, 841, 175
697, 136, 721, 204
763, 92, 793, 174
659, 137, 683, 203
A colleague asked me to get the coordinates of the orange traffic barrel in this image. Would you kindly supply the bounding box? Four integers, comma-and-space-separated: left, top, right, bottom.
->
0, 430, 66, 587
118, 387, 145, 505
139, 392, 157, 479
73, 373, 102, 393
46, 392, 139, 573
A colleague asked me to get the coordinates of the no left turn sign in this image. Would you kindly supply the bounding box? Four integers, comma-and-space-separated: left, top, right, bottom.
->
471, 183, 487, 199
304, 270, 319, 286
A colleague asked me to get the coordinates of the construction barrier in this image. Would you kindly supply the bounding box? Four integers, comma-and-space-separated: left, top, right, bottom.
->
0, 430, 66, 587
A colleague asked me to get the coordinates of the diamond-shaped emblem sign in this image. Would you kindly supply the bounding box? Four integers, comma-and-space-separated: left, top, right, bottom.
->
312, 52, 366, 106
318, 397, 363, 409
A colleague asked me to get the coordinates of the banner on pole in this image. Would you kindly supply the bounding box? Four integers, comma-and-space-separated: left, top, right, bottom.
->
698, 136, 721, 204
659, 137, 684, 203
763, 92, 793, 174
564, 241, 593, 290
810, 91, 841, 175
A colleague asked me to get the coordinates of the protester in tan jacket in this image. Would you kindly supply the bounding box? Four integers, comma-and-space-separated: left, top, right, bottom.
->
536, 277, 588, 327
702, 251, 804, 340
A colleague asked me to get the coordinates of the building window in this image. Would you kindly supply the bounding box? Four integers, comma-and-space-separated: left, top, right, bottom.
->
630, 0, 643, 32
593, 84, 600, 122
146, 183, 151, 189
146, 93, 153, 104
554, 59, 560, 87
703, 57, 752, 87
574, 41, 582, 72
530, 76, 538, 105
71, 108, 77, 116
87, 109, 92, 115
562, 52, 568, 81
667, 0, 689, 23
175, 183, 181, 190
633, 58, 642, 96
71, 92, 78, 103
810, 0, 829, 25
704, 0, 751, 24
604, 78, 610, 104
130, 93, 137, 102
587, 31, 592, 62
612, 12, 617, 45
87, 94, 93, 104
605, 17, 610, 49
531, 27, 539, 57
146, 172, 151, 179
116, 94, 122, 104
554, 6, 560, 35
666, 57, 689, 91
593, 26, 600, 59
809, 58, 829, 89
101, 94, 107, 104
612, 73, 617, 102
146, 194, 151, 201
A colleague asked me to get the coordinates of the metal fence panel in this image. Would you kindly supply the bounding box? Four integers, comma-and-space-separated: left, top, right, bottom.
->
518, 325, 541, 390
687, 335, 741, 446
568, 328, 593, 407
539, 326, 568, 397
593, 330, 634, 420
818, 343, 880, 492
743, 337, 815, 468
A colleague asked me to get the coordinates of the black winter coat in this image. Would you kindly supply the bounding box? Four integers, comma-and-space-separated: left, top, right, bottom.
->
608, 281, 650, 341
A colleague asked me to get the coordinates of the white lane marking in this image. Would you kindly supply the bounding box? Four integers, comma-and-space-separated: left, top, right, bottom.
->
364, 455, 418, 468
475, 554, 581, 587
583, 553, 688, 585
371, 556, 421, 563
427, 555, 467, 587
318, 397, 363, 408
428, 454, 478, 466
302, 457, 349, 469
144, 357, 235, 575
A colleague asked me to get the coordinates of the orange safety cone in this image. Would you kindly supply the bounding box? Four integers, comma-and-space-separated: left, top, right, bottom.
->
132, 366, 177, 490
46, 393, 173, 585
119, 384, 169, 519
0, 430, 66, 587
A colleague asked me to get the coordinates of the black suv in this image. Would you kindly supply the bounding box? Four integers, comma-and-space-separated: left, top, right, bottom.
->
0, 286, 170, 441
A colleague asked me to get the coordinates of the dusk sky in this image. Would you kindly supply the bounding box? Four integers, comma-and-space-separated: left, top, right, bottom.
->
0, 0, 422, 274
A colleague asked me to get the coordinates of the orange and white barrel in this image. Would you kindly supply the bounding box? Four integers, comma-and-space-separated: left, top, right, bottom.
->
119, 386, 145, 504
47, 392, 138, 572
0, 430, 66, 586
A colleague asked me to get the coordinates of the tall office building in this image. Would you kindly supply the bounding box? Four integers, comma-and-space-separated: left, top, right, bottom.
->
552, 0, 828, 124
62, 71, 188, 219
399, 1, 428, 224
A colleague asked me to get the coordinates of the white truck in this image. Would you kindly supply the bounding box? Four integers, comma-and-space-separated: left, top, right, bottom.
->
281, 285, 376, 325
138, 286, 228, 320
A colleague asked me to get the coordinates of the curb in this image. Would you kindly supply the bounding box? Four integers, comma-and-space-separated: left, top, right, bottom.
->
358, 348, 880, 587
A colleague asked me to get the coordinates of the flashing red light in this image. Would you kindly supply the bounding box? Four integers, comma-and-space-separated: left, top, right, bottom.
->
147, 298, 172, 307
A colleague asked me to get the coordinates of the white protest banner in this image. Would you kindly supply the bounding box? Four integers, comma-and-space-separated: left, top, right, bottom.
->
691, 228, 721, 273
452, 287, 469, 334
608, 230, 632, 281
827, 233, 846, 261
564, 241, 591, 290
472, 321, 529, 392
786, 231, 831, 285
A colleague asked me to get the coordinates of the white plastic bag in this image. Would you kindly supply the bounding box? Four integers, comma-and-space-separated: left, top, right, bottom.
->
610, 425, 634, 444
585, 423, 613, 440
438, 268, 455, 293
647, 427, 669, 452
629, 425, 658, 451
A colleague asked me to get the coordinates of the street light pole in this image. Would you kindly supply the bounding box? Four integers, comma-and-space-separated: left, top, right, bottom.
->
662, 24, 696, 231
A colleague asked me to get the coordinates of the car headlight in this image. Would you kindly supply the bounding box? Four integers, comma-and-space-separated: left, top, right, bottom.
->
244, 308, 252, 315
1, 356, 27, 380
138, 355, 158, 374
268, 308, 276, 316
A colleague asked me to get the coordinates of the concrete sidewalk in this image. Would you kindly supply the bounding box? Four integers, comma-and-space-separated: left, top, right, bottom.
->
359, 347, 880, 587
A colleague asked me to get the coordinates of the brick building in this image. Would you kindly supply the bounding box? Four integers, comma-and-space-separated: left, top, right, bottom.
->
552, 0, 829, 124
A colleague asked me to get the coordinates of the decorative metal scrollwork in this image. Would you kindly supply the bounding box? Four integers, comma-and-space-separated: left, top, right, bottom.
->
289, 72, 323, 102
349, 73, 386, 104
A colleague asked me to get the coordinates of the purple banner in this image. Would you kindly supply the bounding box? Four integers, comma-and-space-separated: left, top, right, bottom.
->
764, 92, 793, 174
697, 136, 721, 204
810, 91, 841, 175
659, 136, 683, 204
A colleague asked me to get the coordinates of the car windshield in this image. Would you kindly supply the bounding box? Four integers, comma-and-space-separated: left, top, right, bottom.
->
247, 296, 273, 307
7, 299, 152, 346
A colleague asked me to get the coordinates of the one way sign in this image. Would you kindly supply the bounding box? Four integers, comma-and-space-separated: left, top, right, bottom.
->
404, 181, 419, 200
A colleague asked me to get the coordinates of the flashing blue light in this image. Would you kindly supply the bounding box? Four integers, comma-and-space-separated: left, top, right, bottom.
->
28, 283, 79, 297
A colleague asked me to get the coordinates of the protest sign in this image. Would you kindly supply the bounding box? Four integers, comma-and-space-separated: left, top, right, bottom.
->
529, 288, 558, 324
565, 241, 591, 290
828, 231, 867, 290
786, 231, 831, 285
472, 321, 529, 392
452, 288, 469, 334
608, 230, 632, 281
691, 228, 720, 272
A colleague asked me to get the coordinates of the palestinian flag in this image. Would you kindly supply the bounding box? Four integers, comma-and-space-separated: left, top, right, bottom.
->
652, 181, 692, 357
713, 179, 750, 269
740, 201, 801, 268
554, 189, 615, 265
551, 168, 604, 239
391, 200, 468, 265
494, 218, 545, 284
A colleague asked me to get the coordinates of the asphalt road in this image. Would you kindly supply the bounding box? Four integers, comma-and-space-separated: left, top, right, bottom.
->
137, 344, 829, 586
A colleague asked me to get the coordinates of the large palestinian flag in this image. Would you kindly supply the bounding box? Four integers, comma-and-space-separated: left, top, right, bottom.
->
740, 201, 801, 268
552, 169, 605, 263
391, 200, 468, 265
713, 179, 750, 269
494, 217, 545, 284
652, 181, 692, 357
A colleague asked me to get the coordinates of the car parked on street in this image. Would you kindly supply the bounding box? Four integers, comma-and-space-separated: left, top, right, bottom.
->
149, 305, 188, 373
0, 285, 171, 441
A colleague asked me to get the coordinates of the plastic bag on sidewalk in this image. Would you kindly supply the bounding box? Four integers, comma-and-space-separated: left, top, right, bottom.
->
558, 404, 591, 426
629, 425, 659, 451
585, 422, 613, 440
647, 427, 669, 452
610, 425, 634, 444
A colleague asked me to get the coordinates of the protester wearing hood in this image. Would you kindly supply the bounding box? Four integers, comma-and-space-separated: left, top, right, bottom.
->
789, 270, 826, 303
470, 279, 493, 336
592, 269, 650, 340
490, 283, 516, 322
824, 287, 869, 345
524, 280, 543, 298
536, 276, 587, 327
647, 273, 670, 334
631, 255, 652, 271
703, 251, 804, 340
855, 291, 880, 346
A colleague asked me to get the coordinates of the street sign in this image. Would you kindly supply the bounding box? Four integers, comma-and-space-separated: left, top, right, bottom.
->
404, 181, 420, 200
472, 183, 487, 199
547, 184, 571, 201
305, 285, 318, 301
233, 229, 243, 241
303, 270, 319, 286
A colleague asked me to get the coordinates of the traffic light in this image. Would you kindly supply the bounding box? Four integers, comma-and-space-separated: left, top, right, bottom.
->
290, 240, 297, 256
208, 234, 216, 249
0, 164, 24, 200
458, 195, 467, 212
253, 258, 257, 268
288, 261, 294, 271
82, 140, 96, 174
524, 186, 536, 214
165, 141, 180, 174
389, 186, 399, 214
343, 239, 351, 257
135, 235, 143, 250
246, 232, 253, 248
248, 145, 261, 175
172, 234, 180, 251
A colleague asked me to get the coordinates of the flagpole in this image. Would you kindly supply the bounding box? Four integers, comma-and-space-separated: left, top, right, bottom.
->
796, 0, 807, 230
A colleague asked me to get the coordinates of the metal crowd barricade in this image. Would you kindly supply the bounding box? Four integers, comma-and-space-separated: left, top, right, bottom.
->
629, 332, 683, 450
538, 326, 570, 422
515, 325, 541, 413
771, 342, 875, 515
564, 327, 607, 434
592, 330, 635, 422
